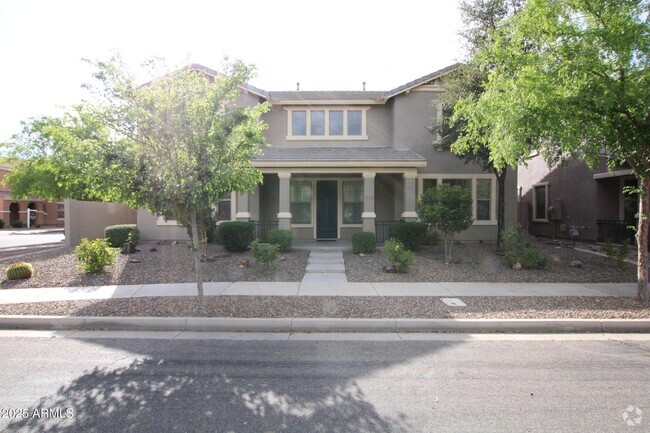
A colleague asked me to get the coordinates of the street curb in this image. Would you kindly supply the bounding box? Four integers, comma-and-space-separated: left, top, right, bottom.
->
0, 316, 649, 333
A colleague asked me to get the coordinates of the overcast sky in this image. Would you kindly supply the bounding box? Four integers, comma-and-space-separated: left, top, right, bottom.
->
0, 0, 464, 142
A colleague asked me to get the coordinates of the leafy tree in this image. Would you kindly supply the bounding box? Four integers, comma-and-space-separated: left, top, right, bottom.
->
3, 58, 270, 309
430, 0, 522, 251
454, 0, 650, 300
1, 110, 138, 203
83, 58, 270, 308
418, 184, 473, 264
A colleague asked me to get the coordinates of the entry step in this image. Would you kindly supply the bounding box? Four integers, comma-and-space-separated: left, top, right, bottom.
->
308, 257, 344, 265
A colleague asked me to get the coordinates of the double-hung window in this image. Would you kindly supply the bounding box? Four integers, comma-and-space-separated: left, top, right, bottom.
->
533, 183, 549, 222
342, 181, 363, 225
290, 181, 312, 225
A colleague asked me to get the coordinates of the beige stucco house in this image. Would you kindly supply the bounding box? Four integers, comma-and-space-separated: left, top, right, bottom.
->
136, 63, 518, 244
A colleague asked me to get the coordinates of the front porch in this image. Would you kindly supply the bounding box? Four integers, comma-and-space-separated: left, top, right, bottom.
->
242, 169, 420, 242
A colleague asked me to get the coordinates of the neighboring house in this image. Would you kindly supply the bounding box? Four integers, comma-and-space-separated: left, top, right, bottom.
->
518, 154, 637, 244
0, 164, 64, 228
140, 63, 518, 243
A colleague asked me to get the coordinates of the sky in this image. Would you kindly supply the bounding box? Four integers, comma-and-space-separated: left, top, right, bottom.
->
0, 0, 464, 142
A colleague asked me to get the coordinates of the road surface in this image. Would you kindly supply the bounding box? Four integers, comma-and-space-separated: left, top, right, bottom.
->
0, 332, 648, 432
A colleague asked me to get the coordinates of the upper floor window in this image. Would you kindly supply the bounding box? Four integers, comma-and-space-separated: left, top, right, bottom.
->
286, 108, 368, 140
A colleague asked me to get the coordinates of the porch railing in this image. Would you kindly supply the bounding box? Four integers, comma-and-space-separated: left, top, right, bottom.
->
375, 220, 401, 244
597, 220, 635, 244
252, 220, 279, 242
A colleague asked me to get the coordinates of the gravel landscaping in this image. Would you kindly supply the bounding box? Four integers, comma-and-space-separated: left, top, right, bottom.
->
345, 241, 636, 283
0, 243, 309, 288
0, 295, 648, 319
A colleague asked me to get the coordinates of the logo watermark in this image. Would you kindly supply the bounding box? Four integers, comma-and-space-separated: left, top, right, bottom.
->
623, 406, 643, 427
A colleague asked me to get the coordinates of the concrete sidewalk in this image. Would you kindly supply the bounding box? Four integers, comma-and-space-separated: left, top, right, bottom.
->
0, 281, 638, 305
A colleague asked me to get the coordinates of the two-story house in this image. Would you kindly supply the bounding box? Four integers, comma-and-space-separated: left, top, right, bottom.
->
136, 64, 518, 243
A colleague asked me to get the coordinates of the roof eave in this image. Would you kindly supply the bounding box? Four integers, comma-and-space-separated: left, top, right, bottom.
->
253, 160, 427, 168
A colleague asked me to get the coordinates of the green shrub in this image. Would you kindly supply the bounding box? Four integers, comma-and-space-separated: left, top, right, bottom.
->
74, 238, 116, 274
605, 239, 631, 269
11, 220, 23, 228
387, 221, 428, 251
250, 239, 280, 265
0, 219, 4, 229
219, 221, 255, 252
268, 229, 293, 252
5, 262, 34, 280
104, 224, 140, 247
502, 225, 550, 269
352, 232, 376, 254
383, 238, 415, 273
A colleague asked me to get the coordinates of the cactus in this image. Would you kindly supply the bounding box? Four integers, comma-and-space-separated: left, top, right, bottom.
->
5, 262, 34, 280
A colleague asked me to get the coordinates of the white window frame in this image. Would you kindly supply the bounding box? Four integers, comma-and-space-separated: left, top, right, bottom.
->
417, 174, 497, 225
56, 202, 65, 221
532, 182, 549, 223
340, 180, 364, 227
285, 107, 369, 140
290, 180, 314, 228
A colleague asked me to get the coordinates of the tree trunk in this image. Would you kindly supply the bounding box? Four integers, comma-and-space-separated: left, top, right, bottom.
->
637, 178, 649, 302
190, 212, 205, 312
496, 170, 507, 252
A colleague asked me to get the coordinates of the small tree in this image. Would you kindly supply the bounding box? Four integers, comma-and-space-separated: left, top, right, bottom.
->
418, 184, 473, 264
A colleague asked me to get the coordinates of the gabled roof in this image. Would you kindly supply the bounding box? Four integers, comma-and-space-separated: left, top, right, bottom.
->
382, 63, 462, 99
188, 62, 462, 103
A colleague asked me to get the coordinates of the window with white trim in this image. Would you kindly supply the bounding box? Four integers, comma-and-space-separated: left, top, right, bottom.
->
57, 202, 65, 220
286, 108, 368, 139
342, 181, 363, 225
290, 181, 312, 225
533, 183, 549, 221
476, 179, 492, 221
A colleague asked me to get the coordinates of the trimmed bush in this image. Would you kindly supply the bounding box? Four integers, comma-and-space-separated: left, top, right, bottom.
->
104, 224, 140, 248
352, 232, 376, 254
250, 239, 280, 265
219, 221, 255, 252
74, 238, 116, 274
268, 229, 293, 252
0, 219, 4, 229
5, 262, 34, 280
383, 238, 415, 273
387, 221, 428, 251
11, 220, 23, 228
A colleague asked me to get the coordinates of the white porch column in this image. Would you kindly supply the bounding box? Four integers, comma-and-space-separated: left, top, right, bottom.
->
235, 191, 250, 221
277, 172, 292, 230
249, 185, 260, 221
362, 171, 376, 234
402, 172, 418, 221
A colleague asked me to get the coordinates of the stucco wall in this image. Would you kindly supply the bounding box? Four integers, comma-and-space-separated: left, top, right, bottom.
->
518, 156, 602, 241
64, 200, 137, 247
137, 209, 189, 241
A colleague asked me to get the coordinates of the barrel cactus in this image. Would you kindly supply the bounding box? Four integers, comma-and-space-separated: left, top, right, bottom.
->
5, 262, 34, 280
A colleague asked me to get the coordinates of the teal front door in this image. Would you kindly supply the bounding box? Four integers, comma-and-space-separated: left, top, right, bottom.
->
317, 181, 337, 239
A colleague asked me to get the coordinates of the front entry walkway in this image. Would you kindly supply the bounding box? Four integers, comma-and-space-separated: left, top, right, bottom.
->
302, 250, 348, 283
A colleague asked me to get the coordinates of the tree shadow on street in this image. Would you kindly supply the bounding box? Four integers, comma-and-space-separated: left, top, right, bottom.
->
6, 338, 448, 433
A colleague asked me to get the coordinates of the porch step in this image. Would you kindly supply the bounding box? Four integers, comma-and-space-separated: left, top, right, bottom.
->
302, 250, 348, 283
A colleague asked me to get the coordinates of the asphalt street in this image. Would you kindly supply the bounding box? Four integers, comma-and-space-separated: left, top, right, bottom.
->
0, 229, 64, 250
0, 334, 649, 433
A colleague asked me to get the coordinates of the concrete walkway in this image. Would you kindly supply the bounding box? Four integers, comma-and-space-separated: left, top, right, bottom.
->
0, 281, 638, 305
